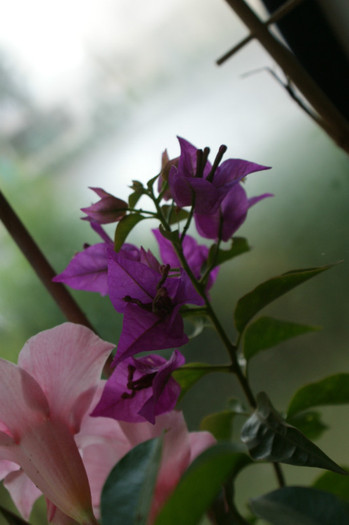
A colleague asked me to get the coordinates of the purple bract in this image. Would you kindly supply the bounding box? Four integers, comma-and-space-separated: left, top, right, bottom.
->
91, 350, 185, 424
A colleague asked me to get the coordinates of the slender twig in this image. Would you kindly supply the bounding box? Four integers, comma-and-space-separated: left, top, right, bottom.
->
220, 0, 349, 154
0, 191, 95, 329
217, 0, 306, 65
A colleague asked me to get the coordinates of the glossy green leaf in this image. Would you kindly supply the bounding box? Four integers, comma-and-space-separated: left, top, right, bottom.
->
287, 374, 349, 418
241, 392, 346, 474
101, 437, 162, 525
0, 505, 29, 525
313, 469, 349, 502
208, 237, 250, 268
250, 486, 349, 525
243, 316, 321, 361
287, 410, 328, 441
173, 363, 226, 401
160, 204, 189, 225
114, 213, 147, 252
154, 443, 251, 525
234, 265, 332, 334
128, 180, 145, 208
200, 410, 235, 441
158, 224, 179, 243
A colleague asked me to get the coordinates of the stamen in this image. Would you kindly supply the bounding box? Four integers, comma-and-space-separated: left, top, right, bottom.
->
195, 147, 210, 178
195, 149, 203, 177
206, 145, 227, 182
157, 264, 170, 289
121, 369, 157, 399
123, 295, 152, 312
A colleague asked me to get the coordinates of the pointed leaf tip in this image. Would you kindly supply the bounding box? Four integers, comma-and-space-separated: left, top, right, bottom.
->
241, 392, 346, 475
243, 316, 321, 362
234, 264, 334, 334
287, 373, 349, 419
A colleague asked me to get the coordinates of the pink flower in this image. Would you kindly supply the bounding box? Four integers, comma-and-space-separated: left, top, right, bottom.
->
76, 408, 216, 523
0, 323, 114, 524
0, 324, 215, 524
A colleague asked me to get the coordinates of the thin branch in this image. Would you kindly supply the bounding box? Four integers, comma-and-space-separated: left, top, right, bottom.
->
0, 190, 95, 330
217, 0, 306, 64
242, 66, 321, 123
221, 0, 349, 154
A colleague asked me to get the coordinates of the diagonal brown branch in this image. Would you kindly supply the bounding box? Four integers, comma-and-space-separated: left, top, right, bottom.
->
0, 190, 95, 330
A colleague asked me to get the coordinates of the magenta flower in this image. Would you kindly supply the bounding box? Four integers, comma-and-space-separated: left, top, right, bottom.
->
0, 323, 114, 524
152, 228, 219, 290
195, 184, 273, 241
108, 247, 204, 363
168, 137, 270, 214
81, 187, 127, 224
91, 350, 185, 424
53, 222, 140, 296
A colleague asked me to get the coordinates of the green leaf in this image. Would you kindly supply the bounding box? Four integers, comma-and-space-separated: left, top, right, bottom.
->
287, 411, 328, 441
200, 399, 248, 441
101, 437, 162, 525
313, 469, 349, 502
160, 204, 189, 225
128, 180, 145, 208
241, 392, 346, 474
208, 237, 250, 268
234, 265, 333, 334
147, 173, 159, 190
250, 486, 349, 525
243, 316, 321, 361
287, 374, 349, 418
173, 363, 225, 401
154, 443, 251, 525
0, 505, 30, 525
158, 224, 180, 243
114, 213, 147, 252
200, 410, 235, 441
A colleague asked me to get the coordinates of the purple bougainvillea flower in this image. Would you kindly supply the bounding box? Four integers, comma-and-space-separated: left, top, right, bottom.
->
168, 137, 270, 214
152, 228, 219, 290
108, 247, 204, 363
195, 183, 273, 241
53, 221, 140, 296
91, 350, 185, 424
81, 187, 128, 224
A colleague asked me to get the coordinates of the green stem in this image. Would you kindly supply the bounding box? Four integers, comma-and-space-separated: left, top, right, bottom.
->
151, 190, 285, 486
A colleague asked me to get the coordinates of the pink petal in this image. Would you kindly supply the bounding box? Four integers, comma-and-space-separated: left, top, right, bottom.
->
47, 501, 81, 524
188, 431, 216, 462
16, 417, 96, 524
18, 323, 114, 433
4, 470, 42, 520
0, 459, 19, 480
0, 358, 49, 439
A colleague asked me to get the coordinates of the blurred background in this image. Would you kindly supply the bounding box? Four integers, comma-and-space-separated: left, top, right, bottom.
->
1, 0, 349, 522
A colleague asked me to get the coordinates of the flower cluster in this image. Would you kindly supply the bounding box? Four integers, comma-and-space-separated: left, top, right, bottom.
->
53, 137, 270, 427
52, 138, 269, 426
0, 137, 270, 523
